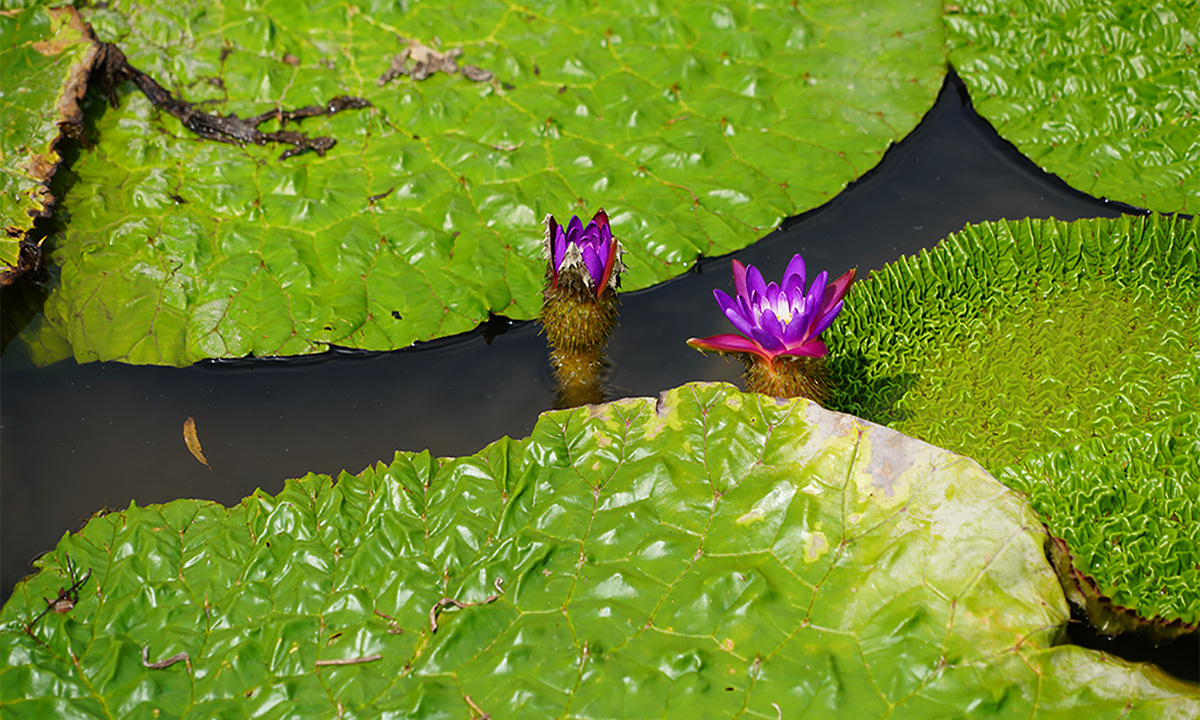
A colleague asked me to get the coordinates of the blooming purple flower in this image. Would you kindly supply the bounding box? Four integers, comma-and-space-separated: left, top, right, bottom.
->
688, 255, 856, 365
544, 209, 622, 298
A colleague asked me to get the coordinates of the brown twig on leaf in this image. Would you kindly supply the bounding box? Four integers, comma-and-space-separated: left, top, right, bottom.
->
464, 694, 491, 719
428, 584, 504, 634
141, 645, 190, 670
315, 654, 382, 667
94, 42, 370, 160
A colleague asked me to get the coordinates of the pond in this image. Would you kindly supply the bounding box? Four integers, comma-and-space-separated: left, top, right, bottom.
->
6, 0, 1200, 711
0, 71, 1129, 602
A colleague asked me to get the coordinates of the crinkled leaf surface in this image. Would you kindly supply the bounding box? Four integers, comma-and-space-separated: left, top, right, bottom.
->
23, 0, 943, 365
0, 4, 95, 269
999, 413, 1200, 626
829, 215, 1200, 624
947, 0, 1200, 213
2, 383, 1194, 717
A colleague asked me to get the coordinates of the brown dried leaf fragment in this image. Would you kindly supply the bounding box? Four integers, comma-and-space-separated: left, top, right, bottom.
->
183, 416, 211, 469
378, 39, 494, 86
460, 65, 494, 82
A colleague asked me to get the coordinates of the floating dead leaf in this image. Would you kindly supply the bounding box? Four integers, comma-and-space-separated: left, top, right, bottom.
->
183, 416, 211, 469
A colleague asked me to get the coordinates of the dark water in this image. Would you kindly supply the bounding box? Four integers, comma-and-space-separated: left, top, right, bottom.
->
0, 72, 1128, 604
1064, 605, 1199, 684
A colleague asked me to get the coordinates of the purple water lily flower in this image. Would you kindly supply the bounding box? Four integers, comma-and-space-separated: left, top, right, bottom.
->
688, 255, 856, 366
544, 209, 623, 298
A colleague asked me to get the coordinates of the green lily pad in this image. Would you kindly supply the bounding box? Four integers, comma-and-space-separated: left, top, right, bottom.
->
0, 4, 96, 276
947, 0, 1200, 213
2, 383, 1192, 717
1006, 413, 1200, 639
829, 214, 1200, 625
19, 0, 943, 365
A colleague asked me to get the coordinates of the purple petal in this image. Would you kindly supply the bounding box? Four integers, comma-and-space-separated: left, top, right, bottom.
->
688, 334, 772, 362
591, 208, 610, 235
580, 246, 604, 286
807, 299, 844, 338
595, 235, 618, 295
732, 259, 749, 301
596, 224, 612, 256
553, 229, 567, 269
545, 215, 562, 263
800, 272, 827, 325
565, 215, 584, 243
751, 327, 786, 353
803, 286, 821, 324
732, 293, 750, 322
782, 254, 806, 297
782, 274, 805, 300
780, 339, 828, 358
765, 282, 784, 313
752, 310, 786, 352
714, 290, 755, 337
805, 271, 828, 307
818, 268, 857, 317
787, 290, 808, 323
780, 311, 808, 345
759, 308, 784, 338
713, 288, 739, 315
745, 264, 768, 302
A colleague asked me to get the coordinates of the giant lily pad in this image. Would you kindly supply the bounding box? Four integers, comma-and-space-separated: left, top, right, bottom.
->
0, 4, 96, 279
11, 1, 1200, 364
828, 214, 1200, 625
1, 383, 1194, 717
947, 0, 1200, 213
18, 0, 944, 365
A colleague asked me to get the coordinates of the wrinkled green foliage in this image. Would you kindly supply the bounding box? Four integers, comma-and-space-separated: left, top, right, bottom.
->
829, 215, 1200, 623
999, 413, 1200, 620
947, 0, 1200, 213
0, 4, 94, 269
23, 0, 943, 365
2, 383, 1194, 717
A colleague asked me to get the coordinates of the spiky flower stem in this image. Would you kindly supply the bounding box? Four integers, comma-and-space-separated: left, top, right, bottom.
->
742, 355, 829, 402
540, 280, 619, 408
540, 283, 619, 352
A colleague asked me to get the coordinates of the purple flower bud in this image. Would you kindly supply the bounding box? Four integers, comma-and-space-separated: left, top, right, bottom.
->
544, 209, 624, 298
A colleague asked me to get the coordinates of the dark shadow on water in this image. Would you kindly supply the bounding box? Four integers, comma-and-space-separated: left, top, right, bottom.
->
1060, 604, 1199, 686
2, 68, 1132, 605
0, 280, 49, 355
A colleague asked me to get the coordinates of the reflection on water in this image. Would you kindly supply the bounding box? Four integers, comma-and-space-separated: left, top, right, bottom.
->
0, 71, 1126, 601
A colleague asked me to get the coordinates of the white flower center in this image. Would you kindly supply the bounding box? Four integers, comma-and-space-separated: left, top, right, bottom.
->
773, 296, 793, 325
